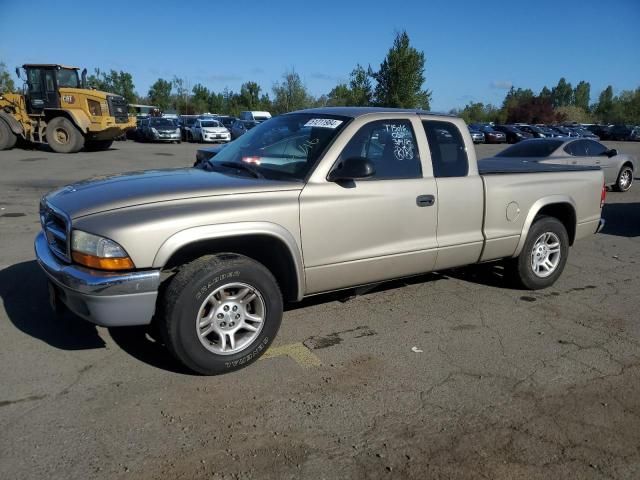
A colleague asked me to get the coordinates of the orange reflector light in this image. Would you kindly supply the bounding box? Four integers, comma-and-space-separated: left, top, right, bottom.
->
72, 251, 135, 271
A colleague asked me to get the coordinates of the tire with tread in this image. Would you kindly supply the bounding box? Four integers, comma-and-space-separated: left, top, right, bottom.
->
613, 165, 634, 192
505, 215, 569, 290
160, 253, 283, 375
46, 117, 84, 153
0, 119, 17, 150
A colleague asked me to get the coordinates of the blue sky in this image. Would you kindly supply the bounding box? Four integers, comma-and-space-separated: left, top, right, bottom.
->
1, 0, 638, 111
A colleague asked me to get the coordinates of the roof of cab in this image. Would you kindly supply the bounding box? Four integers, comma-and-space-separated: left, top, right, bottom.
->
22, 64, 80, 70
289, 106, 453, 118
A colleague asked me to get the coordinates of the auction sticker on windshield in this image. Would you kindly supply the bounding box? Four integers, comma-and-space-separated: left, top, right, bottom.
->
304, 118, 343, 129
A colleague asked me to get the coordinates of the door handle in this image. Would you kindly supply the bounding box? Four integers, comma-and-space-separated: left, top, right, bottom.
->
416, 194, 435, 207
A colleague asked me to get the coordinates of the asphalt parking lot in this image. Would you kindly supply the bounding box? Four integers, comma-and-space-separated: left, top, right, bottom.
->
1, 140, 639, 480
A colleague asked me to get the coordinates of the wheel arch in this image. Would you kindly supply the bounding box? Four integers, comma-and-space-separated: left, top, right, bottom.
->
44, 109, 90, 134
154, 223, 305, 302
513, 196, 577, 257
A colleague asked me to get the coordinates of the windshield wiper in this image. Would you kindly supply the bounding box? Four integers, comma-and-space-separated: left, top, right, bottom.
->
217, 161, 264, 179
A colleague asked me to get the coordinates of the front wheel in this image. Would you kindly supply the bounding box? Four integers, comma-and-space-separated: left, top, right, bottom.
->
46, 117, 84, 153
613, 165, 633, 192
160, 254, 283, 375
506, 216, 569, 290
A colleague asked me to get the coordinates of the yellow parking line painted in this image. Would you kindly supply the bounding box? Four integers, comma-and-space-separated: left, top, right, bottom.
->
261, 342, 322, 368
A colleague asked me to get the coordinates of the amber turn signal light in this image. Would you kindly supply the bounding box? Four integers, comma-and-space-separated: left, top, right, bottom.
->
72, 251, 135, 271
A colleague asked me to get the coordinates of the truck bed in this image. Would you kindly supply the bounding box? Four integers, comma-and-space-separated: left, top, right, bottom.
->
478, 157, 600, 175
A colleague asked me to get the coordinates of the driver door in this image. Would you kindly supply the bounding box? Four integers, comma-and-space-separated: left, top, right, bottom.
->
299, 117, 438, 294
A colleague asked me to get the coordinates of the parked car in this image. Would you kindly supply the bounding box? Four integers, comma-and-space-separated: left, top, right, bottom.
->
230, 119, 259, 139
470, 124, 506, 144
535, 125, 564, 138
550, 126, 579, 138
586, 125, 612, 140
239, 111, 272, 122
571, 127, 600, 140
468, 127, 485, 144
493, 125, 533, 143
191, 119, 231, 143
609, 125, 634, 141
514, 124, 547, 138
139, 117, 181, 143
178, 115, 198, 141
216, 116, 238, 132
36, 108, 605, 374
493, 138, 636, 192
630, 126, 640, 141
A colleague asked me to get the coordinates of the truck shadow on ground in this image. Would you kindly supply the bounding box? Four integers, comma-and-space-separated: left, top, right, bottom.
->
601, 202, 640, 237
0, 260, 190, 374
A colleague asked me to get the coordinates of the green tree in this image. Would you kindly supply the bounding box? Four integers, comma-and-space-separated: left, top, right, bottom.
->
272, 70, 313, 113
573, 81, 590, 111
239, 81, 261, 110
258, 93, 272, 111
594, 85, 614, 122
551, 77, 573, 107
148, 78, 173, 111
326, 83, 352, 106
87, 68, 137, 103
555, 105, 593, 123
191, 83, 210, 114
0, 62, 15, 92
349, 64, 373, 106
371, 31, 431, 109
539, 86, 552, 98
208, 92, 225, 114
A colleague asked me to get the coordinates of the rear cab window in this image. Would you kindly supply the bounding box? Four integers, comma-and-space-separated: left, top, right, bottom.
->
422, 120, 469, 177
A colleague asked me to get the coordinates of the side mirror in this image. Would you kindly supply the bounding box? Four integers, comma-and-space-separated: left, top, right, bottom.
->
328, 157, 375, 182
81, 68, 87, 88
607, 148, 618, 158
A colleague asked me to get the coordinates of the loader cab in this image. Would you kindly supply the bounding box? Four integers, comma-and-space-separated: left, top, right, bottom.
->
22, 64, 81, 114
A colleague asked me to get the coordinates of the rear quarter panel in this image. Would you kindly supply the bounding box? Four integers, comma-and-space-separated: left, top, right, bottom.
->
481, 170, 604, 261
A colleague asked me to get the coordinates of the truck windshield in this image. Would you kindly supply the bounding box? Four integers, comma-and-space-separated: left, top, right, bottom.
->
57, 69, 80, 88
209, 113, 349, 181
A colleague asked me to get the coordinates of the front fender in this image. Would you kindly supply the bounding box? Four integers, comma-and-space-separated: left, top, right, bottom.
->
153, 221, 306, 301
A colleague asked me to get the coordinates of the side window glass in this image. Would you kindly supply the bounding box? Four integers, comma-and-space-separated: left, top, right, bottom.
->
422, 120, 469, 177
27, 69, 42, 93
338, 119, 421, 180
565, 140, 587, 156
585, 140, 607, 156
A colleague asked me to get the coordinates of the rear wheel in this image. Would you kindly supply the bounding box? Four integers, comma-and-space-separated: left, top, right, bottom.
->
84, 139, 113, 151
160, 254, 283, 375
613, 165, 633, 192
46, 117, 84, 153
0, 119, 17, 150
506, 216, 569, 290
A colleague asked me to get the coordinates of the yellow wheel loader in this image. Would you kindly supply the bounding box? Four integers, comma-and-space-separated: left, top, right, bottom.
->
0, 64, 136, 153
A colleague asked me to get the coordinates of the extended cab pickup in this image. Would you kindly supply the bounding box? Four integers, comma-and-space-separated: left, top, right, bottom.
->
35, 108, 606, 374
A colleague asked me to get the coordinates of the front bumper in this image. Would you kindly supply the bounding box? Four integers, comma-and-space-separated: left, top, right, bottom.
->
35, 232, 161, 327
596, 218, 606, 233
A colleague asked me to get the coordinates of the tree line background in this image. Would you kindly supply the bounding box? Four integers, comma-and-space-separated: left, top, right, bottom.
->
1, 31, 638, 125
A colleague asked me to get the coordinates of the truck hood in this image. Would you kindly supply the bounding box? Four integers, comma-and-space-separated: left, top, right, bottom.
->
44, 168, 303, 219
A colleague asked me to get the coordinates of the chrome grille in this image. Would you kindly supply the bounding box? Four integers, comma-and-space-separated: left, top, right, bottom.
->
40, 201, 71, 263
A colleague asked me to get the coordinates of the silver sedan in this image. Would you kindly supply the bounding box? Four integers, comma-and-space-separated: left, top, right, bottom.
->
492, 138, 637, 192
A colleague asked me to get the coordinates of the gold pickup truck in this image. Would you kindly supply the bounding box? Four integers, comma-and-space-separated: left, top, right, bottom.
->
35, 107, 606, 374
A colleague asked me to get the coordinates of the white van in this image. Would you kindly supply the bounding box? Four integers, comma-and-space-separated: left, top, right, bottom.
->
239, 111, 272, 122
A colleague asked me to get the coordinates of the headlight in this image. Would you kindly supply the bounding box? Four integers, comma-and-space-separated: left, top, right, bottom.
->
151, 127, 158, 134
175, 128, 180, 134
88, 99, 102, 116
71, 230, 134, 270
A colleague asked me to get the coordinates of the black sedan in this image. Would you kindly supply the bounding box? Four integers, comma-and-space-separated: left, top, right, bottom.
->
493, 125, 534, 144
